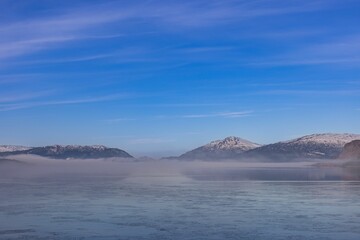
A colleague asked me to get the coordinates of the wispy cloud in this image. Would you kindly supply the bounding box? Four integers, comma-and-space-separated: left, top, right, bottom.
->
255, 89, 360, 96
0, 73, 46, 85
182, 111, 253, 119
17, 53, 116, 65
0, 94, 128, 112
247, 35, 360, 67
0, 3, 134, 60
145, 1, 325, 28
248, 57, 360, 67
0, 0, 329, 62
0, 90, 55, 103
145, 103, 226, 108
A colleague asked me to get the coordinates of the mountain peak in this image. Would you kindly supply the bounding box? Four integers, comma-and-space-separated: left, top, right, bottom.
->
179, 136, 261, 160
205, 136, 261, 150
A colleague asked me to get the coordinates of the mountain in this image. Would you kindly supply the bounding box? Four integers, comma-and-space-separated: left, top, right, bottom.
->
1, 145, 133, 159
246, 133, 360, 161
178, 136, 261, 160
339, 140, 360, 160
0, 145, 31, 152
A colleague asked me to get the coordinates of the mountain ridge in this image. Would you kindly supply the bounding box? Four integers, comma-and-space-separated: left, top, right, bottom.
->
0, 145, 133, 159
246, 133, 360, 161
2, 133, 360, 161
0, 145, 31, 152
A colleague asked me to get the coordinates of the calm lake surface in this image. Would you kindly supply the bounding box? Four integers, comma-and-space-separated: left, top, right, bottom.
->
0, 166, 360, 240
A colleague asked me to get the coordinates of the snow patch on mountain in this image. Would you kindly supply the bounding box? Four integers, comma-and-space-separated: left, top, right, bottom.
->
247, 133, 360, 160
35, 145, 109, 153
0, 145, 133, 159
0, 145, 31, 153
283, 133, 360, 147
179, 136, 261, 160
203, 136, 261, 151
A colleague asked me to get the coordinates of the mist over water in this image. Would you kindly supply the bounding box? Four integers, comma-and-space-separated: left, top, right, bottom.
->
1, 155, 359, 181
1, 156, 360, 239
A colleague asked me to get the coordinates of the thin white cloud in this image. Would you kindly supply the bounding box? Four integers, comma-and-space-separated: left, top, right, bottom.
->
0, 0, 330, 62
18, 53, 116, 65
0, 4, 135, 60
0, 94, 128, 112
148, 103, 226, 107
144, 0, 325, 28
0, 73, 47, 85
254, 89, 360, 96
247, 35, 360, 67
0, 90, 55, 103
248, 57, 360, 67
182, 111, 252, 119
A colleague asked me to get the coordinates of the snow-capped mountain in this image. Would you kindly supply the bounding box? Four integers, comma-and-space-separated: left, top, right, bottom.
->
178, 136, 261, 160
204, 136, 261, 151
1, 145, 133, 159
246, 133, 360, 161
0, 145, 31, 152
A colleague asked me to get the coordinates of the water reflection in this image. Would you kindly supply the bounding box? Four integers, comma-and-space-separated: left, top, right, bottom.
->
185, 167, 360, 181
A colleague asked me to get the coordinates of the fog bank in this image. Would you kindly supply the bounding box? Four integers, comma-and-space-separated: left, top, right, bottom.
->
0, 155, 359, 181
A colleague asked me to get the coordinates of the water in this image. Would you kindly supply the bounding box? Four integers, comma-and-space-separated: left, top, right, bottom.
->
0, 166, 360, 240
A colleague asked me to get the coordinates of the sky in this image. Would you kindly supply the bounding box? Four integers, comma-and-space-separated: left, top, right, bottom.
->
0, 0, 359, 157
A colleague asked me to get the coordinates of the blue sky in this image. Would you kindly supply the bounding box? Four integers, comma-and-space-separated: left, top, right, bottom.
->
0, 0, 359, 157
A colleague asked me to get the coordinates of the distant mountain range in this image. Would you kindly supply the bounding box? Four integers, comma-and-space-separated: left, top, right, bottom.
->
173, 133, 360, 161
1, 133, 359, 161
246, 133, 360, 161
0, 145, 133, 159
